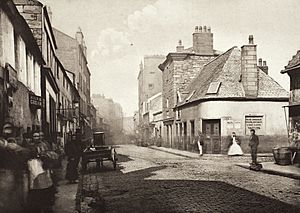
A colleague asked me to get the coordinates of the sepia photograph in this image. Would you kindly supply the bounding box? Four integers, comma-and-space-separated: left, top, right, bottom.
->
0, 0, 299, 212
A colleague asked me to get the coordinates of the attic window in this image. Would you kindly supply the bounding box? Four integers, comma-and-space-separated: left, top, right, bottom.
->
186, 90, 195, 102
206, 82, 221, 94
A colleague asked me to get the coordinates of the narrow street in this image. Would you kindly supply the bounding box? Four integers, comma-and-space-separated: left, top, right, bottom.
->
80, 145, 300, 213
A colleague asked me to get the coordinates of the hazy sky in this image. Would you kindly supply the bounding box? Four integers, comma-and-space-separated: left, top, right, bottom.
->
40, 0, 300, 116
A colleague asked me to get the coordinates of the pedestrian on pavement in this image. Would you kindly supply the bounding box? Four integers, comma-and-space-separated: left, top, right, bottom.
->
195, 131, 204, 156
65, 133, 81, 183
228, 132, 243, 156
249, 129, 259, 165
27, 132, 57, 213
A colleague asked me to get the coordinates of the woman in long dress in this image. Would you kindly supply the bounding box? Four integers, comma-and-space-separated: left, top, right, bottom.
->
228, 132, 243, 156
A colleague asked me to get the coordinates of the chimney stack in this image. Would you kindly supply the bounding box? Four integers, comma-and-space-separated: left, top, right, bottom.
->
75, 27, 84, 45
192, 25, 214, 55
241, 35, 258, 97
176, 40, 184, 52
258, 59, 269, 75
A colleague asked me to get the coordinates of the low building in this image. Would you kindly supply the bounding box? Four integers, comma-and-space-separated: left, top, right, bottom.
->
281, 50, 300, 133
170, 36, 289, 154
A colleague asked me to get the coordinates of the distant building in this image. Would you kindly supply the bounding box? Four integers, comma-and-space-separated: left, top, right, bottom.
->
281, 50, 300, 133
92, 94, 123, 143
123, 116, 134, 135
138, 55, 165, 125
167, 35, 288, 153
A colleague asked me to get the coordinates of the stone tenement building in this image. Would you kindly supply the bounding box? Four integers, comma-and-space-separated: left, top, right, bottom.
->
166, 36, 288, 154
53, 28, 92, 139
138, 55, 165, 126
159, 26, 221, 142
14, 0, 61, 143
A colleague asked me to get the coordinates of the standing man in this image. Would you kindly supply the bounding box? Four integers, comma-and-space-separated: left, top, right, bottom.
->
249, 129, 259, 165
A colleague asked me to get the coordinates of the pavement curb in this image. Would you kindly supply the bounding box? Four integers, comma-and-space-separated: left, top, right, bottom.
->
148, 146, 273, 159
236, 163, 300, 180
148, 146, 198, 159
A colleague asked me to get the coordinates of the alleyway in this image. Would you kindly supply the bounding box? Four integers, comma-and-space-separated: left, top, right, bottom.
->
79, 145, 300, 213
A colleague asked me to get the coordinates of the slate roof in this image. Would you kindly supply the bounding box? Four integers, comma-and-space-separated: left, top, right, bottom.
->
180, 47, 288, 107
281, 50, 300, 73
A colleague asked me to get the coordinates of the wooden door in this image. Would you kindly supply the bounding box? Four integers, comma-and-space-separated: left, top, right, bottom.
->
203, 119, 221, 154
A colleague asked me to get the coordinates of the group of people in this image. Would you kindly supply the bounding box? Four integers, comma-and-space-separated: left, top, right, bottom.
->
0, 122, 87, 212
194, 129, 259, 165
0, 122, 60, 212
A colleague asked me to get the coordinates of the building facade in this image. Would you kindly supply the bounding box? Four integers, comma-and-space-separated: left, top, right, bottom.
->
0, 0, 45, 211
14, 0, 62, 144
138, 55, 165, 125
281, 50, 300, 133
159, 26, 220, 146
53, 28, 91, 139
168, 36, 289, 153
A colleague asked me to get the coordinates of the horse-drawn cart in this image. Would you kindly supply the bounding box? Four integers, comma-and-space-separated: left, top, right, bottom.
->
82, 132, 117, 171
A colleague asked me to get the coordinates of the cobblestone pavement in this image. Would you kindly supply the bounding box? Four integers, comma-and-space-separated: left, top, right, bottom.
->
79, 145, 300, 213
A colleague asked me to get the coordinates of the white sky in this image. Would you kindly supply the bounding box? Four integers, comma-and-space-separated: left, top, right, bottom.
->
40, 0, 300, 116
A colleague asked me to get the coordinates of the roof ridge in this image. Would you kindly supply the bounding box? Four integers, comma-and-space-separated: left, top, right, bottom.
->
202, 46, 237, 68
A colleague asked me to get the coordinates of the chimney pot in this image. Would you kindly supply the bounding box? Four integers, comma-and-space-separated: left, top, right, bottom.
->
207, 26, 211, 33
203, 26, 207, 32
199, 26, 202, 33
263, 61, 267, 66
249, 35, 254, 44
195, 26, 198, 32
258, 58, 262, 66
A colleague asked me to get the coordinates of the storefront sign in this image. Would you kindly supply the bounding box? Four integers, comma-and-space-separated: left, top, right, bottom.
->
29, 94, 44, 109
245, 116, 264, 134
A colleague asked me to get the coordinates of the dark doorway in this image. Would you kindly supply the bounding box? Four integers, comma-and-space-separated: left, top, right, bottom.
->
202, 119, 221, 154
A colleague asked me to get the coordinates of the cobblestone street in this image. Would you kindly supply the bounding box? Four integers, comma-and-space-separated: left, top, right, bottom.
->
79, 145, 300, 213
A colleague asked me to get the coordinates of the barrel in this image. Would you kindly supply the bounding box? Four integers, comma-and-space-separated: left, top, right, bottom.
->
272, 147, 292, 165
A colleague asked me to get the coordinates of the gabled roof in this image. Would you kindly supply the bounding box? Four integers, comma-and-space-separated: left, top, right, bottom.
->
179, 47, 288, 107
281, 50, 300, 73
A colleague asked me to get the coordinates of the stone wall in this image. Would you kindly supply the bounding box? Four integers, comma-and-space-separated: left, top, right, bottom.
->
14, 0, 43, 49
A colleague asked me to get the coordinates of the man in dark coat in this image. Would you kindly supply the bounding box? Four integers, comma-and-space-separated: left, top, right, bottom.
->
249, 129, 259, 164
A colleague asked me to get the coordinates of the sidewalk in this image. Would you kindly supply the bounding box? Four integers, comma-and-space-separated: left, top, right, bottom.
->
149, 146, 300, 180
149, 145, 273, 158
236, 162, 300, 180
53, 160, 79, 213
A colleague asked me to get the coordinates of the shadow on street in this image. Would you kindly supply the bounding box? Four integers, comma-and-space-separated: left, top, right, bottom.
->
81, 154, 300, 213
